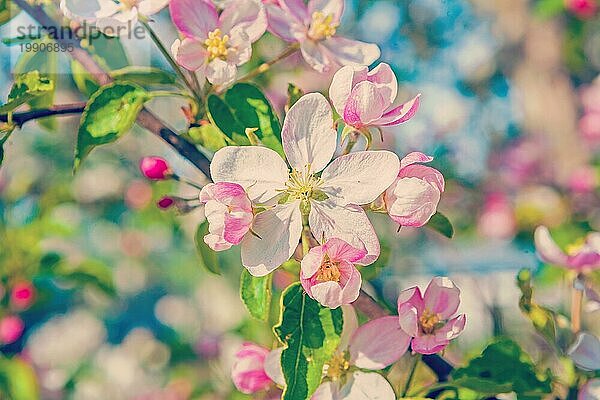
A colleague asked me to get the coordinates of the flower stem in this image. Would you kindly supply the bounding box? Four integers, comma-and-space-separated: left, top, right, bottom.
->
301, 213, 311, 257
571, 274, 584, 334
172, 174, 204, 190
401, 354, 421, 397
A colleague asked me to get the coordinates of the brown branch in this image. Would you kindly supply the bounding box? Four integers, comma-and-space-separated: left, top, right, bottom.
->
12, 0, 211, 178
0, 103, 85, 126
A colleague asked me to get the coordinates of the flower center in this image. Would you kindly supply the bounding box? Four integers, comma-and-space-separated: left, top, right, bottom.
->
316, 256, 341, 282
283, 164, 324, 201
308, 11, 338, 40
419, 309, 441, 334
204, 29, 231, 61
326, 352, 350, 381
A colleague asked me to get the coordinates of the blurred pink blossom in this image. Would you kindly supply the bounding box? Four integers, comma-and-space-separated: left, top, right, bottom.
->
534, 226, 600, 271
139, 156, 172, 181
565, 0, 597, 18
232, 343, 283, 394
10, 281, 35, 310
397, 277, 466, 355
477, 192, 516, 240
0, 315, 24, 345
568, 166, 598, 194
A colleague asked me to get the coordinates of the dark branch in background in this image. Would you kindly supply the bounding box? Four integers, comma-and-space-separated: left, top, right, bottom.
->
0, 103, 85, 126
11, 0, 211, 178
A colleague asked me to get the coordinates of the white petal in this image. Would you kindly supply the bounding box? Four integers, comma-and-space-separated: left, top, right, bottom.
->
219, 0, 267, 43
171, 38, 208, 72
282, 93, 337, 172
137, 0, 170, 15
321, 151, 400, 205
338, 305, 359, 351
349, 316, 410, 370
241, 202, 302, 276
337, 371, 395, 400
568, 332, 600, 371
301, 41, 334, 73
309, 201, 380, 265
211, 146, 289, 203
312, 381, 339, 400
60, 0, 119, 21
205, 58, 237, 86
579, 379, 600, 400
264, 348, 285, 386
329, 65, 368, 116
322, 36, 380, 67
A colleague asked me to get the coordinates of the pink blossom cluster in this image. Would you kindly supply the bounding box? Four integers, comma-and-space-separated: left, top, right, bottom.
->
0, 281, 35, 345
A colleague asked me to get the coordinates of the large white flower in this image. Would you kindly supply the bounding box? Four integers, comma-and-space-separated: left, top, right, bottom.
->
210, 93, 400, 276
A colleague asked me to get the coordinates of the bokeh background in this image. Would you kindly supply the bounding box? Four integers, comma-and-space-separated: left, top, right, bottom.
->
2, 0, 600, 398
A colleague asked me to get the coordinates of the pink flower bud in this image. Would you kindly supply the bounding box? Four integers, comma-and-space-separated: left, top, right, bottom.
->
0, 315, 24, 345
566, 0, 597, 18
384, 152, 445, 227
157, 196, 175, 210
10, 281, 35, 310
231, 343, 272, 394
139, 156, 172, 180
199, 183, 253, 251
300, 238, 366, 309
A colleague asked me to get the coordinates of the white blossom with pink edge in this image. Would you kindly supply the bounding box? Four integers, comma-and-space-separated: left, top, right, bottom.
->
169, 0, 267, 86
199, 182, 254, 251
330, 63, 420, 131
534, 226, 600, 272
382, 152, 445, 228
231, 342, 285, 394
300, 238, 366, 309
210, 93, 400, 276
310, 306, 410, 400
264, 0, 380, 72
397, 277, 466, 355
567, 333, 600, 400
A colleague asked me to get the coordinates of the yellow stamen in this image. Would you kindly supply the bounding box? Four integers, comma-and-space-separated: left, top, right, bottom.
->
326, 352, 350, 381
120, 0, 139, 10
316, 255, 341, 282
419, 309, 441, 334
204, 29, 231, 61
281, 164, 324, 201
308, 11, 338, 40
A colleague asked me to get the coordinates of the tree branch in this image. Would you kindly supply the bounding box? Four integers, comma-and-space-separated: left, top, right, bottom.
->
0, 103, 85, 126
11, 0, 211, 178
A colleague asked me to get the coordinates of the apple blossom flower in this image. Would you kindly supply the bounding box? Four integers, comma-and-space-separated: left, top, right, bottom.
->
210, 93, 400, 276
264, 0, 380, 73
199, 182, 254, 251
232, 342, 284, 394
397, 277, 466, 355
565, 0, 597, 18
0, 315, 24, 345
311, 306, 410, 400
568, 332, 600, 371
300, 238, 366, 309
534, 226, 600, 272
60, 0, 169, 35
381, 152, 445, 227
170, 0, 267, 86
139, 156, 172, 180
579, 379, 600, 400
10, 281, 35, 310
330, 63, 420, 132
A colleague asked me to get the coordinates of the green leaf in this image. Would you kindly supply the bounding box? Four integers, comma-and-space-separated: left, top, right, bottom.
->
207, 83, 284, 157
54, 259, 116, 296
71, 60, 100, 96
0, 71, 54, 113
452, 338, 553, 399
534, 0, 564, 18
110, 66, 178, 87
274, 283, 343, 400
74, 82, 150, 170
426, 212, 454, 238
0, 357, 40, 400
194, 220, 220, 275
188, 124, 228, 152
240, 269, 272, 322
286, 83, 304, 112
0, 0, 19, 27
516, 269, 557, 346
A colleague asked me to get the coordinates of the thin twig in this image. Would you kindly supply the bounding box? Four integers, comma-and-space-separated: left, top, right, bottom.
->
0, 103, 85, 126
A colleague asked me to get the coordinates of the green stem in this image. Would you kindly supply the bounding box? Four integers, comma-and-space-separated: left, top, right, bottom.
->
401, 354, 421, 397
148, 90, 196, 102
301, 211, 311, 257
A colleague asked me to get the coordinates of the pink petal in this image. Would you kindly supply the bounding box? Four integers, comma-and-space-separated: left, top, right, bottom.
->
220, 0, 267, 43
232, 343, 272, 394
568, 332, 600, 371
224, 212, 253, 245
534, 226, 569, 266
310, 281, 344, 309
385, 177, 441, 227
397, 286, 424, 314
206, 58, 238, 86
398, 303, 419, 337
339, 265, 362, 305
400, 152, 434, 169
264, 348, 285, 386
308, 0, 344, 24
375, 94, 421, 126
265, 3, 306, 42
578, 379, 600, 400
343, 81, 387, 127
300, 245, 326, 279
280, 0, 310, 25
400, 164, 445, 192
567, 251, 600, 270
301, 41, 334, 73
435, 314, 466, 342
329, 65, 369, 117
171, 38, 207, 71
337, 371, 396, 400
311, 381, 337, 400
169, 0, 218, 39
338, 305, 359, 351
323, 238, 367, 263
411, 334, 449, 355
423, 277, 461, 319
366, 63, 398, 108
321, 36, 380, 68
349, 316, 410, 369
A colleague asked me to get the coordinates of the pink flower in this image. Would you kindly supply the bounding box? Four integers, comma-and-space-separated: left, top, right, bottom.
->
157, 196, 175, 210
579, 379, 600, 400
199, 182, 254, 251
300, 238, 366, 309
397, 277, 466, 355
10, 281, 35, 310
311, 306, 410, 399
139, 156, 172, 180
566, 0, 597, 18
170, 0, 267, 86
568, 166, 598, 193
534, 226, 600, 272
477, 192, 516, 240
0, 315, 24, 345
330, 63, 420, 131
383, 152, 445, 227
232, 343, 284, 394
264, 0, 380, 72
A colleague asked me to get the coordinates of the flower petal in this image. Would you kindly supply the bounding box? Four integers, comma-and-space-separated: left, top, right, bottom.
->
398, 303, 419, 337
423, 277, 461, 319
300, 244, 326, 279
137, 0, 170, 16
329, 65, 369, 116
568, 332, 600, 371
321, 151, 400, 205
324, 238, 367, 263
309, 201, 380, 265
411, 334, 449, 355
340, 265, 362, 305
282, 93, 337, 172
400, 152, 433, 169
385, 177, 441, 227
375, 94, 421, 126
60, 0, 119, 22
171, 38, 208, 71
435, 314, 466, 341
264, 348, 285, 386
310, 281, 344, 309
338, 305, 359, 351
534, 226, 569, 266
220, 0, 267, 42
400, 164, 445, 192
169, 0, 218, 39
312, 381, 338, 400
343, 81, 388, 127
206, 58, 238, 86
301, 41, 334, 73
337, 371, 396, 400
349, 316, 410, 369
308, 0, 344, 23
280, 0, 310, 25
366, 63, 398, 110
397, 286, 424, 315
578, 379, 600, 400
211, 146, 289, 203
265, 3, 306, 41
321, 36, 380, 68
241, 202, 303, 276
